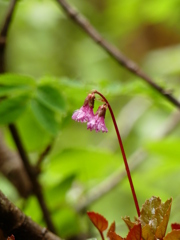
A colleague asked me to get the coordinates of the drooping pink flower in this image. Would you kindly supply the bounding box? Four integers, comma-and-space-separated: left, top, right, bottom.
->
72, 93, 95, 122
87, 105, 108, 133
72, 105, 94, 122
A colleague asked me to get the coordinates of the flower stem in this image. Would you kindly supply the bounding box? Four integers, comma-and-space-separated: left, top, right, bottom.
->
93, 90, 140, 217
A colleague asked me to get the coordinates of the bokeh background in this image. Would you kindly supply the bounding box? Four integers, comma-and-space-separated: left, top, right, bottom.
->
1, 0, 180, 239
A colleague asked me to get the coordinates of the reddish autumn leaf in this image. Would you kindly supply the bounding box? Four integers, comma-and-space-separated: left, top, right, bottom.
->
108, 231, 124, 240
139, 196, 172, 239
7, 235, 15, 240
163, 230, 180, 240
171, 223, 180, 230
107, 221, 116, 238
126, 224, 141, 240
122, 216, 136, 230
87, 212, 108, 233
155, 198, 172, 239
142, 225, 155, 240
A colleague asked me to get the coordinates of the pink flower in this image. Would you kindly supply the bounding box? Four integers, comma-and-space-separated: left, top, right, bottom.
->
72, 105, 94, 122
87, 105, 108, 133
72, 93, 95, 122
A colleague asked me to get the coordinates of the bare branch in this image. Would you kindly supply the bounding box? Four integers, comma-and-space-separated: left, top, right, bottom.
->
0, 0, 18, 73
0, 190, 61, 240
8, 124, 57, 234
0, 132, 32, 198
55, 0, 180, 109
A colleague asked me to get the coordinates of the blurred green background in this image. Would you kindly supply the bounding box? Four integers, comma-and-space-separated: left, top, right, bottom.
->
1, 0, 180, 239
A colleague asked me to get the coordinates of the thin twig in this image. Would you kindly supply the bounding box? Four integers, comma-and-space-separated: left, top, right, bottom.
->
0, 190, 61, 240
55, 0, 180, 109
8, 124, 57, 234
0, 0, 18, 73
36, 142, 54, 170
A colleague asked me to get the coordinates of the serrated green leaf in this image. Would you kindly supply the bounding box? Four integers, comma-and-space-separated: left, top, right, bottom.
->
17, 109, 52, 151
0, 85, 33, 97
31, 98, 58, 136
0, 95, 29, 124
36, 85, 66, 113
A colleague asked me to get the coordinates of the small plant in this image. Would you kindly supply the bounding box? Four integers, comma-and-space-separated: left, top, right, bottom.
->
7, 235, 15, 240
72, 91, 180, 240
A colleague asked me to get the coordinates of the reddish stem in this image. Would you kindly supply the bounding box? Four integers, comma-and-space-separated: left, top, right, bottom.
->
94, 90, 140, 217
99, 230, 105, 240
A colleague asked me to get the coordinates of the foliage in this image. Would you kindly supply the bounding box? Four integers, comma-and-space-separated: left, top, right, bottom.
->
1, 0, 180, 239
87, 197, 180, 240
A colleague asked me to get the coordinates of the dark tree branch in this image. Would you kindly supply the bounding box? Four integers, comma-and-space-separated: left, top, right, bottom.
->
0, 0, 18, 73
8, 124, 57, 234
0, 0, 33, 199
0, 190, 61, 240
55, 0, 180, 109
0, 132, 32, 198
0, 0, 57, 234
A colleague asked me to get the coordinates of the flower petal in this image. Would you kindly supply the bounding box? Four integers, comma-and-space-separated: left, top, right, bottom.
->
72, 105, 94, 123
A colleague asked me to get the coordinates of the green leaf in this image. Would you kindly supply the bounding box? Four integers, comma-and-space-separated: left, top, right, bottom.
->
31, 98, 59, 136
0, 73, 35, 85
0, 73, 36, 97
0, 85, 33, 97
0, 95, 29, 124
36, 85, 66, 113
17, 109, 52, 151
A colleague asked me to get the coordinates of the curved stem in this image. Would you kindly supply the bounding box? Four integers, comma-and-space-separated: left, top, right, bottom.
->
94, 90, 140, 217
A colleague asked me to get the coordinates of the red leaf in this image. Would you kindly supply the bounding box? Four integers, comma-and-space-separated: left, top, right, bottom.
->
107, 222, 116, 238
140, 196, 172, 238
7, 235, 15, 240
108, 231, 124, 240
87, 212, 108, 233
122, 216, 136, 230
164, 230, 180, 240
142, 225, 155, 240
171, 223, 180, 230
126, 224, 141, 240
